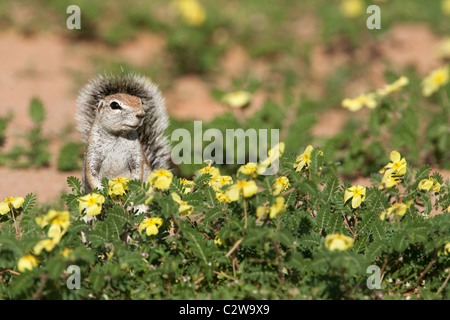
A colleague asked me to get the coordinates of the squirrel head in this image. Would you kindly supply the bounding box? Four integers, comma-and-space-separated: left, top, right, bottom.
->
96, 93, 145, 135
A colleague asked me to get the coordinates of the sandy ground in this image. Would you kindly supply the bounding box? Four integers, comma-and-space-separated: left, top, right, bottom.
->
0, 23, 448, 203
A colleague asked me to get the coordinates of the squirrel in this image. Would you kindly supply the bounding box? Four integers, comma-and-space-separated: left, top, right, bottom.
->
76, 73, 171, 194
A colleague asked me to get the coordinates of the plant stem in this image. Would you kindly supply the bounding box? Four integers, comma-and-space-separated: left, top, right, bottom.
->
416, 250, 438, 286
243, 195, 247, 229
436, 269, 450, 296
10, 208, 20, 239
273, 241, 285, 284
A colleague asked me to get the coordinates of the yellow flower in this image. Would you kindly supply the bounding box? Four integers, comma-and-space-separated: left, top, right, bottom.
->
36, 210, 71, 243
108, 177, 131, 197
77, 193, 105, 217
61, 248, 73, 258
344, 185, 366, 209
340, 0, 364, 18
269, 197, 287, 219
214, 235, 223, 246
443, 0, 450, 16
377, 76, 409, 97
17, 254, 38, 273
422, 65, 449, 97
256, 206, 269, 219
139, 217, 163, 236
380, 201, 413, 220
180, 178, 195, 193
225, 180, 258, 202
149, 169, 174, 190
173, 0, 206, 26
272, 176, 290, 196
237, 163, 259, 178
418, 178, 441, 192
0, 196, 25, 215
341, 93, 377, 111
222, 91, 252, 108
325, 233, 354, 251
293, 145, 314, 172
197, 162, 221, 181
379, 150, 407, 176
33, 239, 57, 255
444, 242, 450, 255
171, 193, 194, 216
215, 192, 230, 203
256, 197, 287, 220
258, 142, 285, 174
378, 169, 402, 190
210, 175, 233, 192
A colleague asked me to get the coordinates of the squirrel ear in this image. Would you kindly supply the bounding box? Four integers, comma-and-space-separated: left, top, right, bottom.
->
97, 100, 105, 113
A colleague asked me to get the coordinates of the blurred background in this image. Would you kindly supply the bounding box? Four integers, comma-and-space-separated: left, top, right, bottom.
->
0, 0, 450, 203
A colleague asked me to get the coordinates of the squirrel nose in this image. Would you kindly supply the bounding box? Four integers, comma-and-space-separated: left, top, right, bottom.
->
136, 112, 145, 119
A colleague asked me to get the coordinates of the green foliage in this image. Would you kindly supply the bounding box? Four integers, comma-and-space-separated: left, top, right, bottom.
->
0, 98, 50, 168
1, 151, 449, 300
57, 142, 84, 171
0, 112, 12, 148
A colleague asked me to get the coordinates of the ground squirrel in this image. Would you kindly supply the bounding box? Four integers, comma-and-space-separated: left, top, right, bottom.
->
77, 74, 171, 194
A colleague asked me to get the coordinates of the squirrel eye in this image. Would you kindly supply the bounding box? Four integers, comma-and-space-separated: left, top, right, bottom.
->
110, 101, 122, 110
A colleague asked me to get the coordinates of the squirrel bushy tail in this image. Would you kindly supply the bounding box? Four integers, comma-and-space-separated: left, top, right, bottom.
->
76, 73, 171, 171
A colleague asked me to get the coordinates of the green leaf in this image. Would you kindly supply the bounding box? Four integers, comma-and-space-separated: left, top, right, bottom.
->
415, 165, 431, 182
204, 186, 217, 208
299, 233, 322, 250
298, 179, 319, 196
29, 98, 45, 124
67, 176, 83, 195
315, 206, 330, 232
366, 240, 387, 261
86, 230, 107, 247
11, 272, 36, 297
89, 271, 105, 294
184, 229, 209, 265
21, 193, 37, 214
326, 212, 344, 234
194, 173, 212, 186
47, 257, 67, 280
322, 175, 340, 204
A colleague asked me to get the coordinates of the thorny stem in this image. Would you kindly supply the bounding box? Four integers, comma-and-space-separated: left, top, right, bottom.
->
436, 269, 450, 296
226, 238, 243, 258
273, 241, 285, 284
341, 211, 357, 239
10, 208, 20, 239
243, 193, 247, 229
415, 249, 438, 286
380, 253, 390, 280
32, 274, 49, 300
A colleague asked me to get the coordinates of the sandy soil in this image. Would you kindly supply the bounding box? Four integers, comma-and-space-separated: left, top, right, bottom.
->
0, 23, 448, 203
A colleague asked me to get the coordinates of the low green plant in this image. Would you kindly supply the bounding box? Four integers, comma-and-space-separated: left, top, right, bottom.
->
0, 145, 449, 299
0, 112, 13, 148
57, 142, 84, 172
0, 98, 50, 168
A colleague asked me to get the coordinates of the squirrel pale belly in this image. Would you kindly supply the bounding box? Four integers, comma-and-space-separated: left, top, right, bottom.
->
77, 74, 171, 194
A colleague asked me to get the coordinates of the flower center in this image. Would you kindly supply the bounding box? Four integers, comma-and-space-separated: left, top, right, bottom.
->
87, 197, 97, 206
237, 181, 248, 187
4, 197, 13, 204
433, 73, 445, 85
